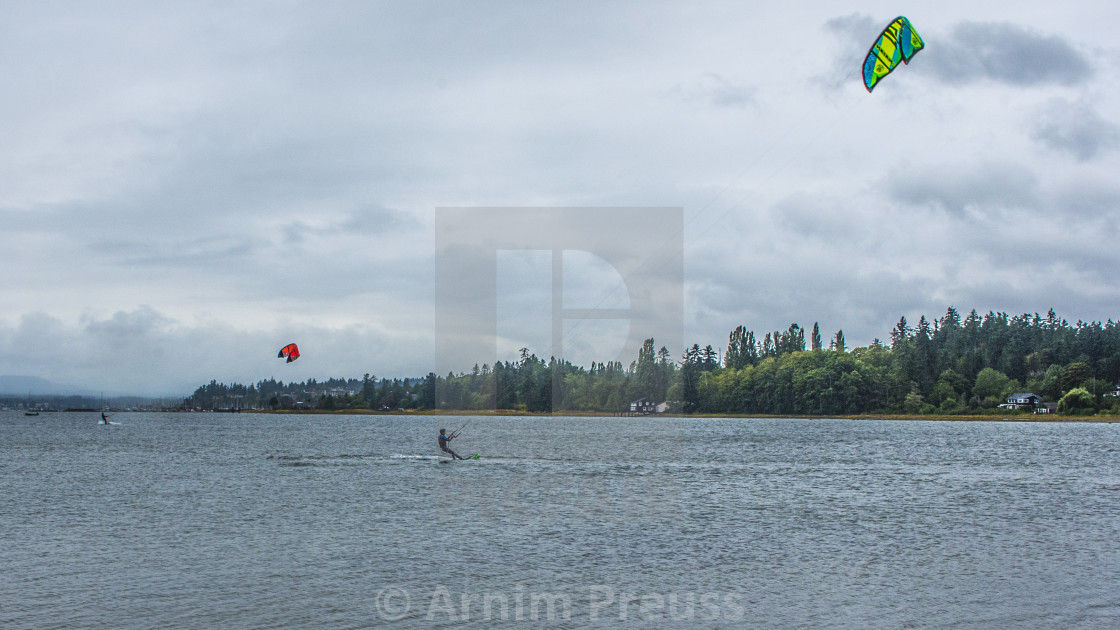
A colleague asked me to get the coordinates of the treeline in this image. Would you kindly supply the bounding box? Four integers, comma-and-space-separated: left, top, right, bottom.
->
187, 375, 425, 411
188, 307, 1120, 416
434, 308, 1120, 415
1, 394, 164, 411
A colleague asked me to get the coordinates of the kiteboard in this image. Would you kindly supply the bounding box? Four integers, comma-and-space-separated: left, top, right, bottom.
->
438, 454, 480, 463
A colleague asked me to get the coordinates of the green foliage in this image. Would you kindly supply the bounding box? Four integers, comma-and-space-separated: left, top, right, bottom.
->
938, 397, 963, 414
698, 349, 891, 415
726, 326, 758, 370
1081, 377, 1112, 398
186, 307, 1120, 416
1058, 387, 1096, 415
972, 367, 1010, 400
1037, 365, 1064, 401
903, 391, 925, 413
1062, 361, 1092, 391
931, 369, 968, 405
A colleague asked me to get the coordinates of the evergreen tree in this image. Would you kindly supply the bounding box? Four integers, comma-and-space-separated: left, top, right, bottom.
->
761, 332, 775, 358
891, 316, 911, 348
635, 338, 658, 400
726, 325, 758, 369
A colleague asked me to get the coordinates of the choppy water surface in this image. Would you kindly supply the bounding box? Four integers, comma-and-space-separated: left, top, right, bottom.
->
2, 412, 1118, 628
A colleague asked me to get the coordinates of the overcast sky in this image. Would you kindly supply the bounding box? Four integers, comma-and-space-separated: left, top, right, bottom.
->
2, 1, 1118, 395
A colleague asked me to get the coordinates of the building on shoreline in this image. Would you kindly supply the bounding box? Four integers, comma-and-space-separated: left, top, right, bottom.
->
999, 393, 1041, 412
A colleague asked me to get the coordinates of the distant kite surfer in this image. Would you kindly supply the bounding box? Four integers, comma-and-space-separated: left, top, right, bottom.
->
101, 412, 110, 424
438, 428, 465, 460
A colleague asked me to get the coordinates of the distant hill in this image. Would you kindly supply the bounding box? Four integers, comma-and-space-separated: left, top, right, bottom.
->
0, 375, 93, 396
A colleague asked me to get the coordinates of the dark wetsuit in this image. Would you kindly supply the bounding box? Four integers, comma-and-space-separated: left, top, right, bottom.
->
438, 432, 464, 459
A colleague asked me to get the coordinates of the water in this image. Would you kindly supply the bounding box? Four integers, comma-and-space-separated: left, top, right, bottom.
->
2, 412, 1118, 628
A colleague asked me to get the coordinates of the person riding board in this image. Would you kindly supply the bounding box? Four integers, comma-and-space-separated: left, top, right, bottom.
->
438, 428, 465, 460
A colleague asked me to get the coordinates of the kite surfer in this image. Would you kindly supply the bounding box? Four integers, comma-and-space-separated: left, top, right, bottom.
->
100, 412, 110, 424
438, 428, 465, 460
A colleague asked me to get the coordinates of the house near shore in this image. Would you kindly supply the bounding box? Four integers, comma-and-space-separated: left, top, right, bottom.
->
1035, 402, 1059, 415
628, 398, 671, 415
999, 393, 1040, 411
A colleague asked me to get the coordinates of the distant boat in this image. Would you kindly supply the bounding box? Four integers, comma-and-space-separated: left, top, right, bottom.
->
25, 411, 39, 417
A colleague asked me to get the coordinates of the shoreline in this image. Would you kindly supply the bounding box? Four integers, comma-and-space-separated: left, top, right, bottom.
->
253, 409, 1120, 422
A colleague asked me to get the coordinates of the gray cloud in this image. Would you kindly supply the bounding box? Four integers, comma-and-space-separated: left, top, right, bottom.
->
1031, 98, 1120, 160
823, 13, 880, 43
687, 250, 940, 350
283, 206, 423, 245
818, 14, 882, 90
928, 21, 1093, 87
772, 193, 874, 245
671, 73, 757, 109
110, 235, 258, 268
883, 161, 1040, 217
1053, 179, 1120, 222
